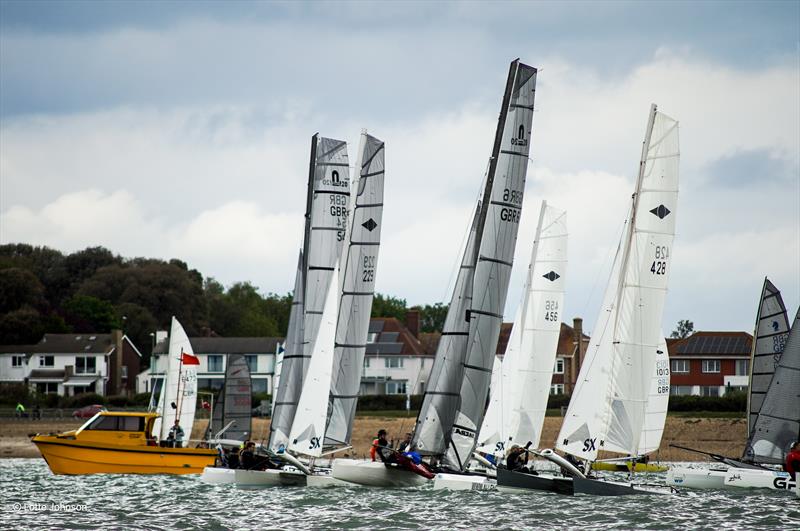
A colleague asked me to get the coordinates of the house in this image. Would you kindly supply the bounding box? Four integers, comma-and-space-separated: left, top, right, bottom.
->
667, 331, 752, 396
0, 331, 143, 397
361, 312, 431, 395
136, 336, 281, 396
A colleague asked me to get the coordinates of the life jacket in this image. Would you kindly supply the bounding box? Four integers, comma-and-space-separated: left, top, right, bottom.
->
785, 450, 800, 475
370, 438, 379, 461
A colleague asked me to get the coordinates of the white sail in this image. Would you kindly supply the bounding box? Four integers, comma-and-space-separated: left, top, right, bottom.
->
288, 266, 340, 458
152, 316, 198, 445
556, 105, 679, 462
477, 202, 567, 453
639, 335, 670, 455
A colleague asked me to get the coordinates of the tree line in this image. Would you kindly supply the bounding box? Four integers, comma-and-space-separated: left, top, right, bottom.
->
0, 244, 450, 366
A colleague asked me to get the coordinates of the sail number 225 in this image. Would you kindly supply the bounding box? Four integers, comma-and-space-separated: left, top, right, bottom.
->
650, 245, 669, 275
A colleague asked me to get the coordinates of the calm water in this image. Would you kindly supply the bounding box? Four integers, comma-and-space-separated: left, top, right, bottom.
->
1, 459, 797, 530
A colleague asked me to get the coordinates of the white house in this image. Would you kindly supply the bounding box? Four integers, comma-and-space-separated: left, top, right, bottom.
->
136, 336, 281, 396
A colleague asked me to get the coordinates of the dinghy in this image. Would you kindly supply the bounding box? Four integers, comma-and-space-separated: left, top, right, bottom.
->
526, 105, 680, 496
666, 279, 794, 490
434, 201, 567, 491
334, 59, 537, 488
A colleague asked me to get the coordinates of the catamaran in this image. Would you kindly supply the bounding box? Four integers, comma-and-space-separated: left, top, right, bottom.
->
333, 58, 537, 487
499, 104, 680, 496
433, 201, 567, 491
666, 279, 796, 491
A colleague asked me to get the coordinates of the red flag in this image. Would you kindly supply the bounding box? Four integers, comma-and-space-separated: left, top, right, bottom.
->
181, 352, 200, 365
201, 400, 211, 410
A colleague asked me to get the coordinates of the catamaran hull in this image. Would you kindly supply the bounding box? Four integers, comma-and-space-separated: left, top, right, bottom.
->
573, 477, 671, 496
331, 459, 429, 487
592, 461, 668, 473
306, 473, 355, 488
666, 467, 728, 489
432, 473, 496, 491
200, 467, 306, 487
723, 469, 797, 491
495, 468, 574, 495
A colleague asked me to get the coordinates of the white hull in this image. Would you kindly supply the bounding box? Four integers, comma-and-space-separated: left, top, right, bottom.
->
331, 459, 429, 487
724, 468, 797, 492
432, 473, 496, 491
200, 467, 306, 487
306, 472, 355, 488
666, 467, 728, 489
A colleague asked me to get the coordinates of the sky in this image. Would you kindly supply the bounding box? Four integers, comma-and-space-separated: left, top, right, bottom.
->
1, 0, 798, 336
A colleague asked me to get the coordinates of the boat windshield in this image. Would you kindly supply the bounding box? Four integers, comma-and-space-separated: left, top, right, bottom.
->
85, 415, 146, 432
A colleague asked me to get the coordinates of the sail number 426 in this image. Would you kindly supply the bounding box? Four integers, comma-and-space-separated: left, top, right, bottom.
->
650, 246, 669, 275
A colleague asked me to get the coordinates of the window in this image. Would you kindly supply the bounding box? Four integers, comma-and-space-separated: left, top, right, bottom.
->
701, 359, 720, 373
550, 384, 565, 395
386, 381, 407, 395
198, 378, 224, 391
252, 378, 268, 394
12, 355, 25, 367
671, 359, 689, 373
208, 355, 223, 373
735, 359, 749, 376
39, 355, 54, 367
246, 355, 258, 373
368, 333, 378, 343
87, 416, 119, 431
76, 356, 96, 374
554, 358, 565, 375
121, 366, 128, 379
36, 382, 58, 394
701, 386, 720, 397
119, 417, 144, 432
385, 357, 403, 369
364, 357, 370, 368
670, 385, 693, 396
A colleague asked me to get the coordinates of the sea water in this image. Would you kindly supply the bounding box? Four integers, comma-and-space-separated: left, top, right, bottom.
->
1, 459, 796, 530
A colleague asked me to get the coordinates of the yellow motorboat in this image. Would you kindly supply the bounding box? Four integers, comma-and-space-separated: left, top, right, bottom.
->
31, 411, 217, 475
591, 461, 668, 473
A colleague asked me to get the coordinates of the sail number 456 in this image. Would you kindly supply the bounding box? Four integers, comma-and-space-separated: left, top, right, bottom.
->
544, 300, 559, 321
650, 246, 669, 275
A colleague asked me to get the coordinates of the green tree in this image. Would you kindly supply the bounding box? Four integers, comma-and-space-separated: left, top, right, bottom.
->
63, 295, 121, 332
670, 319, 695, 339
416, 302, 449, 333
0, 268, 44, 313
371, 293, 407, 320
0, 306, 46, 344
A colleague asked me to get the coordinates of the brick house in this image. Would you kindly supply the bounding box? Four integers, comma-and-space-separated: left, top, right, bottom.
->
667, 331, 752, 396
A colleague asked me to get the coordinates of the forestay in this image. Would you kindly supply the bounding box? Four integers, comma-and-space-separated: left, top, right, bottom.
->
745, 307, 800, 465
269, 136, 349, 452
557, 105, 679, 462
289, 267, 340, 458
746, 278, 790, 437
326, 132, 386, 447
152, 317, 198, 444
477, 201, 567, 454
443, 60, 538, 471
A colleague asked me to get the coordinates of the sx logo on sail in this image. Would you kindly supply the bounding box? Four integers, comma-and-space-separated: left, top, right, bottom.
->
583, 438, 598, 452
308, 437, 321, 450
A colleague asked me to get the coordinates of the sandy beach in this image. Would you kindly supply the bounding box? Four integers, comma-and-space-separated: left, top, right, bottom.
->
2, 415, 746, 462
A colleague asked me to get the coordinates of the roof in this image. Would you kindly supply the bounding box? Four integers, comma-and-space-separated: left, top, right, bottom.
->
99, 411, 158, 418
366, 317, 427, 356
153, 336, 282, 355
0, 332, 142, 356
668, 331, 753, 357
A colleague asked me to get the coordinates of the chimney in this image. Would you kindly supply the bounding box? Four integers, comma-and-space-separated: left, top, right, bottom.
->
571, 317, 584, 394
406, 310, 420, 339
111, 329, 123, 396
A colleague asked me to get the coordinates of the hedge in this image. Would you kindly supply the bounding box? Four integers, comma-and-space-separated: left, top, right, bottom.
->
668, 391, 746, 412
356, 394, 423, 411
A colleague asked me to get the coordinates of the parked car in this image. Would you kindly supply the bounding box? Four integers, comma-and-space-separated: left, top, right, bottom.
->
252, 400, 271, 418
72, 404, 105, 419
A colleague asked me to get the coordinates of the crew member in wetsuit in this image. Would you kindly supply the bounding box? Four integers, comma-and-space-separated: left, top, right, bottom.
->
785, 441, 800, 480
240, 441, 257, 469
505, 444, 527, 471
375, 429, 395, 465
397, 432, 412, 453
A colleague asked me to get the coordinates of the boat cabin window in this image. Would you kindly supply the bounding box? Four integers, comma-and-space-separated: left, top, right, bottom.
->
86, 416, 145, 431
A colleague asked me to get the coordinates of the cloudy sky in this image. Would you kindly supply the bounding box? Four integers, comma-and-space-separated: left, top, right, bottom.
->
1, 0, 798, 335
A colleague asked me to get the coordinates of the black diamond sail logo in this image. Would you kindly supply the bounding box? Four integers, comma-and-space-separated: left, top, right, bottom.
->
362, 218, 378, 232
543, 271, 560, 282
650, 205, 671, 219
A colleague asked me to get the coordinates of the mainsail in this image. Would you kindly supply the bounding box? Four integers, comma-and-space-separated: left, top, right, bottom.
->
477, 201, 567, 453
152, 316, 198, 445
746, 278, 790, 436
745, 307, 800, 465
210, 354, 252, 442
556, 105, 679, 462
269, 135, 350, 452
326, 132, 386, 447
639, 336, 670, 455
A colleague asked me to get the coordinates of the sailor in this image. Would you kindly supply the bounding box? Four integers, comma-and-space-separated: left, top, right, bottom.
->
785, 441, 800, 479
397, 432, 412, 453
370, 430, 385, 462
240, 441, 257, 469
375, 429, 395, 465
15, 403, 25, 419
169, 420, 185, 448
505, 444, 527, 472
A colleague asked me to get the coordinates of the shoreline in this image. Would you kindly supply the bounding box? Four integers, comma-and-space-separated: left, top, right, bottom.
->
1, 416, 747, 461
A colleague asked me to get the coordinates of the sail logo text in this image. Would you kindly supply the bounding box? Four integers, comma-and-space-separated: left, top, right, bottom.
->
309, 437, 321, 450
583, 438, 597, 452
454, 428, 475, 438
